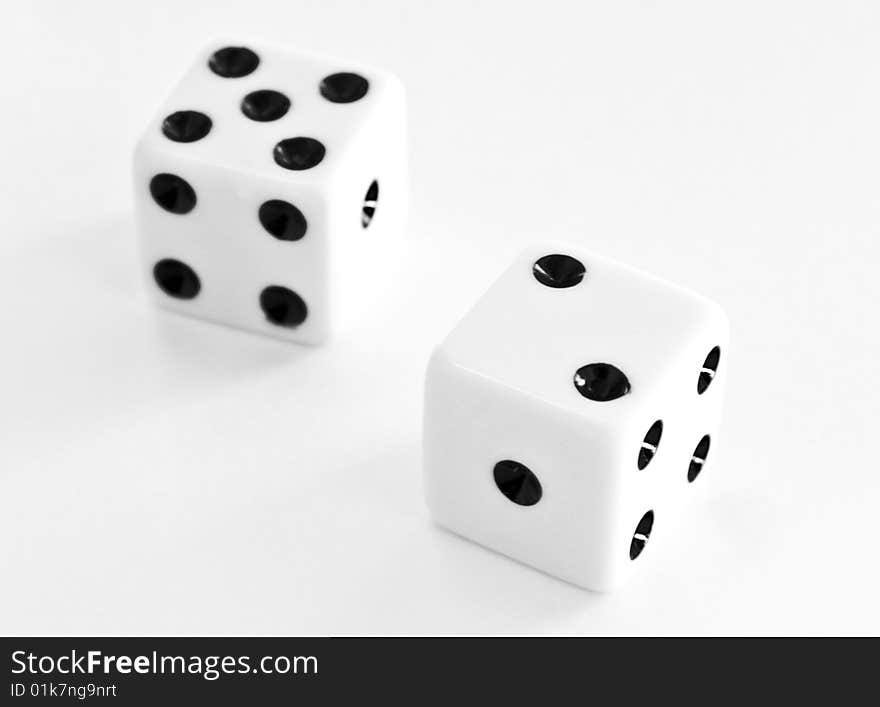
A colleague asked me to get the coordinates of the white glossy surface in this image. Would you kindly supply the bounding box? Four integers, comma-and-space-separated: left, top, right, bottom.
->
425, 246, 729, 590
1, 0, 879, 635
134, 41, 406, 344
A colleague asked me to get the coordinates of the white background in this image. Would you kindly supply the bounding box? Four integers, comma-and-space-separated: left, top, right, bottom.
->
1, 1, 878, 635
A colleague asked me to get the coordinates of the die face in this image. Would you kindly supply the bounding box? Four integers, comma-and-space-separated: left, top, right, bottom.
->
133, 151, 331, 343
424, 352, 628, 589
439, 245, 728, 423
424, 245, 729, 590
140, 41, 400, 185
606, 319, 729, 588
134, 41, 406, 343
323, 71, 408, 334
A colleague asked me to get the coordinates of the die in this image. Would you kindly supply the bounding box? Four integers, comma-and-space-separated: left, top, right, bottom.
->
133, 42, 406, 344
423, 245, 729, 591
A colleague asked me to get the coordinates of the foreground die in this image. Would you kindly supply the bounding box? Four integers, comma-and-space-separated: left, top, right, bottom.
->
134, 42, 406, 344
423, 245, 729, 591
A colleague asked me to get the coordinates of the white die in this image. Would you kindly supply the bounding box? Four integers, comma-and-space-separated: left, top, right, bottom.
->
423, 245, 729, 591
133, 41, 406, 344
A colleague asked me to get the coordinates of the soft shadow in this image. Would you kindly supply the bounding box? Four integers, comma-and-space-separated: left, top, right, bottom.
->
311, 440, 603, 634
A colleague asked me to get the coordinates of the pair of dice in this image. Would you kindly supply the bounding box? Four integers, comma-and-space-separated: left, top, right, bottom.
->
135, 42, 729, 591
